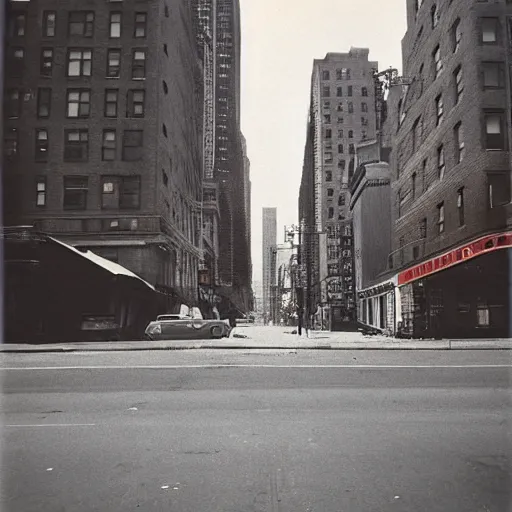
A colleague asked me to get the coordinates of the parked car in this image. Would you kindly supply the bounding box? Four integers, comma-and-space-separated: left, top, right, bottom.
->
145, 314, 231, 340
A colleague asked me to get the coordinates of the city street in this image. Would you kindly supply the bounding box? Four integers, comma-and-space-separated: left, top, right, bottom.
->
1, 349, 511, 511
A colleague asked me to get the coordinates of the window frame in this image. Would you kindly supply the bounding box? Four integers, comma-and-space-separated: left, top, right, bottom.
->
437, 202, 445, 234
134, 12, 147, 38
68, 11, 94, 37
433, 45, 443, 78
37, 88, 52, 119
109, 12, 122, 38
484, 111, 506, 150
481, 17, 499, 44
453, 65, 463, 104
437, 144, 445, 180
64, 129, 89, 162
66, 89, 91, 118
122, 130, 144, 161
102, 130, 117, 161
43, 11, 56, 37
104, 89, 119, 118
40, 48, 54, 77
63, 176, 89, 210
36, 177, 47, 207
457, 187, 465, 226
454, 122, 464, 163
132, 49, 147, 79
35, 129, 49, 162
482, 61, 505, 89
67, 48, 92, 77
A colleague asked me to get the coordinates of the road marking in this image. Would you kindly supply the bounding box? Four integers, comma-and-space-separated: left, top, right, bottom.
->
3, 424, 96, 428
0, 364, 511, 370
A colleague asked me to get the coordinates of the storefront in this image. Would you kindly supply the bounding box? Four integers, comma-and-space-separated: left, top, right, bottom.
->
397, 231, 512, 339
357, 280, 396, 334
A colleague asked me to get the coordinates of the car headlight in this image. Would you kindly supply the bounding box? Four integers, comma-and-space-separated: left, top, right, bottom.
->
147, 323, 161, 335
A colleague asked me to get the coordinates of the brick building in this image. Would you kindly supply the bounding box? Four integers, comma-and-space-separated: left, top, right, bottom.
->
262, 207, 277, 324
3, 0, 207, 312
387, 0, 512, 337
298, 49, 378, 330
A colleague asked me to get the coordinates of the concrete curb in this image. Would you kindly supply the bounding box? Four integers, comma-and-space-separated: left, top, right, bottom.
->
1, 340, 512, 353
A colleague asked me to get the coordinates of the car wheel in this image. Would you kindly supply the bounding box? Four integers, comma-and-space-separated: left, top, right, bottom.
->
210, 325, 223, 338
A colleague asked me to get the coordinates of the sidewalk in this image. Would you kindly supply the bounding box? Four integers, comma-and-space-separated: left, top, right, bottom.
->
0, 325, 511, 352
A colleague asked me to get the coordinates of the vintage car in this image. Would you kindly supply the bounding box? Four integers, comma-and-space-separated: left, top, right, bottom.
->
144, 314, 231, 340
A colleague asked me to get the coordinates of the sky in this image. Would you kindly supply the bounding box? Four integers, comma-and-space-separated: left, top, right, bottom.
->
239, 0, 407, 287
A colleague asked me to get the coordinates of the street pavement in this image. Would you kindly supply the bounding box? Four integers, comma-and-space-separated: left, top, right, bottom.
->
1, 349, 511, 511
1, 325, 512, 352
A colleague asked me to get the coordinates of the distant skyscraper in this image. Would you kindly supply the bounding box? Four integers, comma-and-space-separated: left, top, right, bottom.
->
262, 208, 277, 323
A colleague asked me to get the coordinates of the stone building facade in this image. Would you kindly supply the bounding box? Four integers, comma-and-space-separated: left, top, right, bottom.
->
3, 0, 206, 310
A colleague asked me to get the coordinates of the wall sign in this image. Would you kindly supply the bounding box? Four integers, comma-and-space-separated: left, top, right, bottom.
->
398, 231, 512, 286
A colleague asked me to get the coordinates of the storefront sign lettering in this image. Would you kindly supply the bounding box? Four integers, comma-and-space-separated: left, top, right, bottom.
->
398, 231, 512, 286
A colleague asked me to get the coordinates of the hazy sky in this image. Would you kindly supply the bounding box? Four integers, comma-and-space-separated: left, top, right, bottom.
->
239, 0, 407, 285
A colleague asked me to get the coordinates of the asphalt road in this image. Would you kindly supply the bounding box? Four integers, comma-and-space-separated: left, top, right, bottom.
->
1, 350, 511, 512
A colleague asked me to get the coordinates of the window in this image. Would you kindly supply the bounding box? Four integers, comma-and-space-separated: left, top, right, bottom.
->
361, 117, 368, 126
10, 12, 26, 37
338, 144, 344, 154
338, 195, 346, 206
336, 69, 343, 80
109, 12, 122, 38
437, 145, 445, 179
418, 64, 424, 97
349, 143, 355, 154
431, 4, 439, 29
477, 303, 490, 327
362, 87, 368, 97
337, 102, 343, 112
322, 86, 330, 97
451, 18, 461, 52
413, 246, 420, 260
67, 89, 90, 118
347, 86, 353, 97
102, 176, 141, 209
435, 94, 444, 125
346, 69, 351, 79
4, 129, 18, 159
361, 102, 368, 112
328, 207, 334, 219
399, 237, 405, 265
412, 117, 421, 150
104, 89, 118, 117
483, 62, 505, 88
64, 176, 88, 210
101, 129, 117, 161
162, 124, 168, 137
122, 130, 143, 161
127, 90, 145, 117
325, 128, 332, 139
163, 43, 168, 56
338, 129, 344, 138
454, 65, 463, 103
348, 130, 353, 139
433, 45, 443, 78
488, 173, 510, 208
454, 122, 464, 163
43, 11, 56, 37
134, 13, 147, 37
337, 86, 343, 97
337, 117, 344, 124
36, 178, 46, 207
40, 49, 53, 76
10, 48, 25, 76
5, 89, 21, 119
326, 171, 332, 182
35, 129, 49, 162
37, 88, 51, 118
322, 70, 330, 80
437, 203, 445, 234
420, 218, 427, 239
107, 49, 121, 78
457, 188, 465, 226
67, 49, 92, 77
348, 158, 355, 179
323, 101, 330, 109
481, 18, 498, 44
348, 102, 353, 113
324, 152, 333, 163
132, 50, 146, 79
484, 112, 505, 150
422, 159, 427, 191
69, 11, 94, 36
327, 188, 334, 197
362, 130, 367, 139
64, 130, 89, 161
324, 114, 331, 123
411, 173, 417, 200
338, 159, 346, 170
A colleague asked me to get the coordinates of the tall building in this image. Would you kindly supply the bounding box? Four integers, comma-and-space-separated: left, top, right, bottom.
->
194, 0, 252, 315
262, 207, 277, 323
3, 0, 205, 311
299, 49, 378, 330
385, 0, 512, 338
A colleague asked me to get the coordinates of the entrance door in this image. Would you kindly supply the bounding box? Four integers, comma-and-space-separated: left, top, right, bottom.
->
379, 295, 386, 329
428, 288, 444, 339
